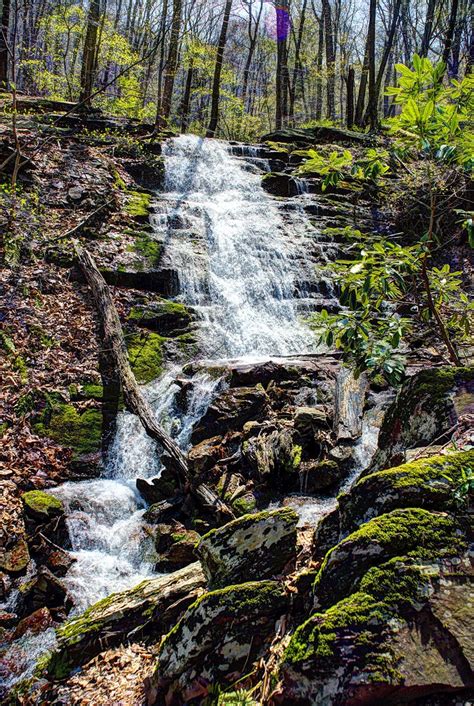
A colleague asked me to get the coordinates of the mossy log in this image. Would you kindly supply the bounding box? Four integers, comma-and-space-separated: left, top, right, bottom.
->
75, 245, 233, 519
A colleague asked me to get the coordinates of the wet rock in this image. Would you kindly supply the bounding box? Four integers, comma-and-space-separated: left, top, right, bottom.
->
44, 562, 206, 680
294, 406, 329, 441
120, 156, 164, 190
196, 508, 298, 589
312, 509, 340, 560
0, 537, 30, 575
143, 496, 184, 524
191, 386, 270, 444
13, 607, 54, 640
313, 508, 465, 611
188, 436, 224, 474
242, 425, 301, 489
334, 368, 368, 441
18, 567, 70, 617
128, 299, 194, 335
22, 490, 64, 522
299, 459, 341, 492
278, 554, 474, 705
216, 470, 247, 505
261, 172, 296, 197
136, 467, 179, 505
156, 528, 200, 572
149, 581, 287, 704
45, 549, 76, 578
369, 367, 474, 473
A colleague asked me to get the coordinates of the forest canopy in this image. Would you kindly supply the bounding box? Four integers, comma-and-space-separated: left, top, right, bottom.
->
0, 0, 472, 140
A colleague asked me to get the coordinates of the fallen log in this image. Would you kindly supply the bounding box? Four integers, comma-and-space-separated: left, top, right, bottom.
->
75, 244, 234, 520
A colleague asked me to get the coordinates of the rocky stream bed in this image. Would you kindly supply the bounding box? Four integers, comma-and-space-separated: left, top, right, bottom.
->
0, 115, 473, 705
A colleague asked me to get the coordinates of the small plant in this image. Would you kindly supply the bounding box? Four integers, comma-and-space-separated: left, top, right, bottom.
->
441, 466, 474, 509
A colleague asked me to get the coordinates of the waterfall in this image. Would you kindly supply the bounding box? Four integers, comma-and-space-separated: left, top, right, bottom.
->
46, 135, 317, 612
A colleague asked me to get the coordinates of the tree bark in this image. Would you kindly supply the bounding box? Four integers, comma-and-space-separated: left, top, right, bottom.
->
346, 65, 355, 127
322, 0, 335, 120
275, 0, 290, 129
365, 0, 401, 125
180, 60, 194, 133
206, 0, 233, 137
79, 0, 101, 107
289, 0, 308, 125
156, 0, 182, 128
355, 27, 370, 126
75, 245, 234, 518
442, 0, 459, 70
313, 3, 324, 120
367, 0, 377, 131
0, 0, 11, 89
420, 0, 437, 57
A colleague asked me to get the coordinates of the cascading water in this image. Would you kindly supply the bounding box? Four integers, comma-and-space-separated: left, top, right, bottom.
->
51, 135, 319, 613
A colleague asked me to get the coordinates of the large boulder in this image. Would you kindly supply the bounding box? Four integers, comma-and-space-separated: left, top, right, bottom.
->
369, 367, 474, 472
191, 386, 269, 443
313, 508, 466, 611
278, 554, 474, 705
242, 424, 301, 488
196, 508, 298, 589
149, 581, 288, 704
22, 491, 64, 522
338, 451, 474, 536
45, 562, 205, 679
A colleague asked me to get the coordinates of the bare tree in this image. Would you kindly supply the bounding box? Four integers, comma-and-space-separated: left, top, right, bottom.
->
206, 0, 233, 137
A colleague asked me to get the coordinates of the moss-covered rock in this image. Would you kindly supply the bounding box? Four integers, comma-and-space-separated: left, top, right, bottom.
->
151, 580, 288, 703
370, 367, 474, 472
279, 554, 474, 705
299, 459, 341, 492
44, 562, 205, 680
126, 331, 165, 384
22, 490, 64, 522
313, 508, 465, 610
128, 299, 193, 335
32, 394, 102, 458
196, 508, 298, 589
338, 451, 474, 535
156, 528, 200, 572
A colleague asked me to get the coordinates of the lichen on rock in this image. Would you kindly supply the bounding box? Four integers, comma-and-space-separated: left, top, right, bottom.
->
151, 580, 287, 703
196, 508, 298, 588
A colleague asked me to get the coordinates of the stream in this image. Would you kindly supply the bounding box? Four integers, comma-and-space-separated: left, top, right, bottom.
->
1, 136, 384, 692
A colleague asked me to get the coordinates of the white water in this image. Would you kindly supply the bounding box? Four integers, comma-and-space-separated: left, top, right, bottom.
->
47, 136, 319, 612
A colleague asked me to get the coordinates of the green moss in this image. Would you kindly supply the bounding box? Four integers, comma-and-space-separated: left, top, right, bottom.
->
313, 508, 465, 608
125, 190, 151, 218
82, 383, 104, 400
22, 490, 63, 518
33, 397, 102, 457
232, 493, 258, 516
162, 580, 285, 647
292, 444, 302, 470
126, 331, 165, 384
341, 451, 474, 527
285, 556, 434, 673
199, 507, 297, 546
127, 232, 161, 264
128, 299, 189, 321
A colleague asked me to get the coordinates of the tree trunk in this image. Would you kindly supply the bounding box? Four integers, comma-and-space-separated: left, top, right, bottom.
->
156, 0, 182, 128
289, 0, 308, 125
366, 0, 377, 131
75, 245, 234, 519
442, 0, 459, 70
180, 60, 194, 133
206, 0, 233, 137
346, 65, 354, 127
355, 33, 369, 126
322, 0, 335, 120
242, 0, 263, 111
275, 0, 290, 129
79, 0, 101, 106
314, 4, 324, 120
420, 0, 437, 57
0, 0, 11, 90
155, 0, 168, 126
